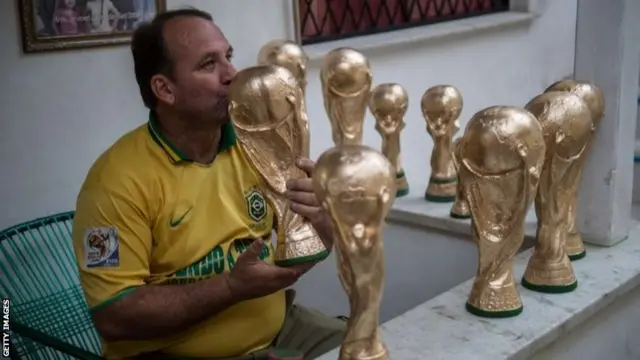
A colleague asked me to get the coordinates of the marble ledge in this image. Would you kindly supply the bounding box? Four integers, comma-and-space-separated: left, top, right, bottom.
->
386, 194, 538, 239
319, 222, 640, 360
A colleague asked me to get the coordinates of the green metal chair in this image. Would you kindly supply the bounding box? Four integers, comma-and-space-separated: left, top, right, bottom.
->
0, 211, 104, 359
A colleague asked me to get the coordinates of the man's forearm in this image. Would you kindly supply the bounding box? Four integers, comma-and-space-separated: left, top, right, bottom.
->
93, 274, 239, 341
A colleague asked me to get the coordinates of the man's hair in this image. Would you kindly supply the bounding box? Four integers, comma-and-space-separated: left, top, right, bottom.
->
131, 8, 213, 109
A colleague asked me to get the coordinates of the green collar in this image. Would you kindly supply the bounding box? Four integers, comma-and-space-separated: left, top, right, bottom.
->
147, 111, 236, 163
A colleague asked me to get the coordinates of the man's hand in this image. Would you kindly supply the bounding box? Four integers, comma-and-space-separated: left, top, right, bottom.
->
226, 239, 303, 301
285, 158, 335, 251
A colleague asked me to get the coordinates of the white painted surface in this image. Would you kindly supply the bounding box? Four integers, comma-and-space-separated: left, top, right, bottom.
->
319, 223, 640, 360
573, 0, 640, 246
0, 0, 577, 229
530, 286, 640, 360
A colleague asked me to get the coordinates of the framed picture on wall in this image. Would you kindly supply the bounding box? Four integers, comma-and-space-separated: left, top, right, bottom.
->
18, 0, 167, 53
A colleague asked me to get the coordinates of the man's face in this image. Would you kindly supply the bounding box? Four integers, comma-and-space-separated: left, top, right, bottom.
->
162, 17, 236, 126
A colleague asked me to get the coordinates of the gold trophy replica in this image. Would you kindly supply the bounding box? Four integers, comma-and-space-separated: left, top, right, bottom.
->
458, 106, 545, 318
321, 47, 372, 146
521, 92, 593, 293
422, 85, 462, 202
449, 138, 471, 219
544, 80, 605, 261
257, 39, 311, 158
313, 144, 395, 360
228, 65, 329, 266
369, 83, 410, 197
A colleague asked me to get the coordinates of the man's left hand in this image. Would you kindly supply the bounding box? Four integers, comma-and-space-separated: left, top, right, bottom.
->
285, 158, 335, 251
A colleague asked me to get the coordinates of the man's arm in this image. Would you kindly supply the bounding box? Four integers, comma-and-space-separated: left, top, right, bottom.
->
73, 184, 242, 342
92, 274, 239, 341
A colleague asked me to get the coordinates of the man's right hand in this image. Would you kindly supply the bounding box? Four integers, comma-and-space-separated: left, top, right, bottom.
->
225, 239, 305, 301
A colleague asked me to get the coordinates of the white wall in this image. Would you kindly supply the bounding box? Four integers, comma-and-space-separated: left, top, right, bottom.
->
0, 0, 576, 229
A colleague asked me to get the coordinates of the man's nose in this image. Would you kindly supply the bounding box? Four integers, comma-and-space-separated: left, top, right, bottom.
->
221, 60, 237, 86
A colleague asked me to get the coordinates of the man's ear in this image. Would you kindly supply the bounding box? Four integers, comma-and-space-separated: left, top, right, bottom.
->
151, 74, 175, 105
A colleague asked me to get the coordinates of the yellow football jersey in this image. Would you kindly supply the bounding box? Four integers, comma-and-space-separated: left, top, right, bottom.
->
72, 112, 285, 359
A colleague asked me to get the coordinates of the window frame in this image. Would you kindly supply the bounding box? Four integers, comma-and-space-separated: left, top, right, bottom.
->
293, 0, 514, 45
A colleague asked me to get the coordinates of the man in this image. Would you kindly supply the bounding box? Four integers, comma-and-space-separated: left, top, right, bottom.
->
71, 8, 345, 360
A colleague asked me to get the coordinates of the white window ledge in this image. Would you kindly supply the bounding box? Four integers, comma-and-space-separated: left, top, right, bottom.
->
319, 223, 640, 360
386, 194, 538, 240
303, 11, 536, 62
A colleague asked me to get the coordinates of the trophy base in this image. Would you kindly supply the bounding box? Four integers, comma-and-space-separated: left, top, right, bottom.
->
275, 250, 330, 267
465, 302, 523, 319
568, 250, 586, 261
521, 277, 578, 294
449, 199, 471, 219
268, 349, 303, 360
396, 170, 409, 198
425, 176, 457, 203
566, 232, 586, 261
274, 224, 330, 267
450, 211, 471, 219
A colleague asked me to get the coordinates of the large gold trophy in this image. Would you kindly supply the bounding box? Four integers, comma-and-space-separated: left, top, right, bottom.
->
522, 92, 593, 293
421, 85, 462, 202
449, 138, 471, 219
228, 65, 329, 266
369, 83, 410, 197
313, 145, 395, 360
458, 106, 545, 318
257, 40, 311, 158
543, 80, 605, 260
321, 47, 372, 146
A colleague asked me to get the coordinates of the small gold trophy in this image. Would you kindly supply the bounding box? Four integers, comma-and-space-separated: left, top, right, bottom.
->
544, 80, 605, 261
458, 106, 545, 318
321, 47, 372, 146
313, 144, 395, 360
228, 65, 329, 266
449, 138, 471, 219
522, 91, 593, 293
369, 83, 410, 197
421, 85, 462, 202
257, 39, 311, 158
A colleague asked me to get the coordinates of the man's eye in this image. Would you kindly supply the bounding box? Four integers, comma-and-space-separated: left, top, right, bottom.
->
202, 60, 215, 69
226, 54, 233, 61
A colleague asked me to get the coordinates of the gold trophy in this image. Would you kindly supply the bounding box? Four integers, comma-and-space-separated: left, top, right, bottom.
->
543, 80, 605, 261
321, 47, 372, 146
257, 39, 311, 158
228, 65, 329, 266
449, 138, 471, 219
458, 106, 545, 318
369, 83, 410, 197
313, 144, 395, 360
521, 92, 593, 293
421, 85, 462, 202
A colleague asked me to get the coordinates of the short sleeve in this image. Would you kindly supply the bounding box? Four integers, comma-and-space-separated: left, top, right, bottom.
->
72, 183, 152, 311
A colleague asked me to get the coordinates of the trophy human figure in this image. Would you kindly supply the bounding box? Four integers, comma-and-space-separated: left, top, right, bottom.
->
449, 138, 471, 219
421, 85, 462, 202
321, 47, 372, 146
543, 80, 605, 260
522, 92, 593, 293
228, 65, 329, 266
257, 39, 311, 158
313, 144, 395, 360
458, 106, 545, 318
369, 83, 410, 197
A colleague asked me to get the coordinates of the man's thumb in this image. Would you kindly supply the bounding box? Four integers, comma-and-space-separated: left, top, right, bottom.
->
241, 238, 265, 259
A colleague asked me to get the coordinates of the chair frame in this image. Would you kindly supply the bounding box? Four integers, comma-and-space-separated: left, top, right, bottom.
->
0, 212, 105, 360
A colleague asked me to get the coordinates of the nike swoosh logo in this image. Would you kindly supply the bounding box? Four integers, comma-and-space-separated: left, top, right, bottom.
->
169, 207, 192, 228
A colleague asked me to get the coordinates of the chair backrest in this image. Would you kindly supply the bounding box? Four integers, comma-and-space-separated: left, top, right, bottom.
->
0, 212, 102, 359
